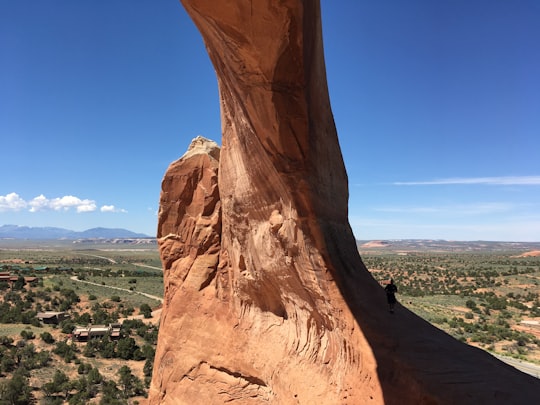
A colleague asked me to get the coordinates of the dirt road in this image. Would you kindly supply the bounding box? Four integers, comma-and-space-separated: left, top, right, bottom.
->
69, 276, 163, 303
493, 353, 540, 379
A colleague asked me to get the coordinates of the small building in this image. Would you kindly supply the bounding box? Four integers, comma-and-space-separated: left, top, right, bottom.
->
72, 323, 122, 342
37, 311, 70, 324
24, 276, 38, 286
109, 323, 122, 339
521, 320, 540, 329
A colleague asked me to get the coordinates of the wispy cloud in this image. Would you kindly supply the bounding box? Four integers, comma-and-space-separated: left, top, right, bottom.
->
374, 202, 516, 215
0, 192, 124, 214
393, 176, 540, 186
349, 215, 540, 242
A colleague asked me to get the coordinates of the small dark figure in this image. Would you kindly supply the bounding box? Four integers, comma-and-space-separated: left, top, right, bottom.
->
384, 279, 398, 313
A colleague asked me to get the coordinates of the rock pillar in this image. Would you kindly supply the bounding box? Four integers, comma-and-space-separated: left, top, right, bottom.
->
149, 2, 540, 404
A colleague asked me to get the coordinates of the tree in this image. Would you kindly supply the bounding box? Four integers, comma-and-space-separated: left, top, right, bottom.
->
20, 329, 35, 340
52, 369, 69, 390
60, 320, 75, 334
78, 362, 92, 375
0, 352, 16, 374
40, 331, 55, 344
97, 340, 116, 359
53, 341, 77, 363
68, 390, 90, 405
121, 306, 135, 317
0, 336, 14, 347
143, 358, 153, 378
116, 337, 138, 360
465, 299, 477, 311
117, 365, 144, 398
74, 312, 92, 326
43, 370, 77, 400
100, 380, 123, 404
12, 275, 25, 290
92, 308, 111, 325
117, 365, 134, 398
83, 340, 99, 358
141, 344, 155, 360
87, 367, 103, 385
35, 349, 51, 368
0, 368, 33, 404
15, 342, 49, 370
139, 303, 152, 319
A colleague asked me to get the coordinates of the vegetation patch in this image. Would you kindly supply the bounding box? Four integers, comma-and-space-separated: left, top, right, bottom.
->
0, 244, 162, 404
363, 250, 540, 363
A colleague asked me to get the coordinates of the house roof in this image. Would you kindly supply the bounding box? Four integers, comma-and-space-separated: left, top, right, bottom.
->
37, 311, 66, 319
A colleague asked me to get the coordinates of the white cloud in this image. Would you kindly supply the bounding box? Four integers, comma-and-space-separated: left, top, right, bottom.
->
28, 195, 50, 212
393, 176, 540, 186
0, 193, 27, 212
76, 201, 98, 213
100, 205, 127, 213
51, 196, 97, 212
2, 192, 100, 213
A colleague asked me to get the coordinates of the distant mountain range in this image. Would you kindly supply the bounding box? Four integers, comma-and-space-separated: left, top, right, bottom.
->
0, 225, 151, 240
357, 239, 540, 252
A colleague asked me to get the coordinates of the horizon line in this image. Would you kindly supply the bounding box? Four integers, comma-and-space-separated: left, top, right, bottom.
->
393, 176, 540, 186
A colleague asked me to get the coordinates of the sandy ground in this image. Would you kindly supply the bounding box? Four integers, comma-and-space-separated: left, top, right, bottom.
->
514, 250, 540, 257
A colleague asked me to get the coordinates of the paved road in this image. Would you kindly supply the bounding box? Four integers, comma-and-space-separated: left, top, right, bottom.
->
70, 276, 163, 303
493, 353, 540, 379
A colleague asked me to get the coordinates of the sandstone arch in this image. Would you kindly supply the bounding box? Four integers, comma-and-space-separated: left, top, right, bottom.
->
149, 1, 540, 403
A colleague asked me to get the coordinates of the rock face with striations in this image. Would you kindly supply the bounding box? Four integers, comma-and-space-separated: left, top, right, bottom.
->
149, 1, 540, 404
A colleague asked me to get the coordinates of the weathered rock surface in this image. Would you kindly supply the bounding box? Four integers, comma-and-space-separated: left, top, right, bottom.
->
149, 1, 540, 404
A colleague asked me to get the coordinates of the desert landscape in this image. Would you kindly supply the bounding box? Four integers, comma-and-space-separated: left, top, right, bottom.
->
359, 240, 540, 369
1, 238, 538, 404
2, 0, 539, 404
0, 241, 162, 404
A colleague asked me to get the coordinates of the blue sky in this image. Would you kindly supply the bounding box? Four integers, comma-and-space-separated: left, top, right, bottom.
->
1, 1, 539, 241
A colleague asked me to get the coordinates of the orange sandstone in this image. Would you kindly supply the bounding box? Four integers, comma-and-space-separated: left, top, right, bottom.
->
149, 1, 540, 404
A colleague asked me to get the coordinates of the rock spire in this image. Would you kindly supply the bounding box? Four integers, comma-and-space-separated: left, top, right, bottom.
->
149, 2, 540, 404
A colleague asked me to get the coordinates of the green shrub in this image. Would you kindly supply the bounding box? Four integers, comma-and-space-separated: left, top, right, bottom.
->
40, 332, 55, 344
20, 330, 35, 340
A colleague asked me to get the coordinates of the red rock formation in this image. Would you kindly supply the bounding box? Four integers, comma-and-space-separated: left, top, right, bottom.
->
149, 1, 540, 404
